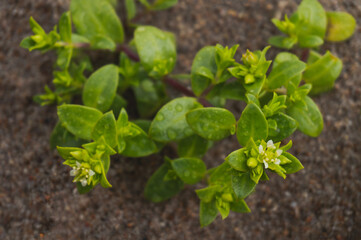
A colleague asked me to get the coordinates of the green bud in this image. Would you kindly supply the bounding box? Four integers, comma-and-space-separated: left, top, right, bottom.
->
94, 164, 102, 174
221, 193, 234, 202
242, 50, 259, 66
70, 151, 83, 160
247, 157, 258, 168
244, 74, 255, 84
31, 35, 44, 43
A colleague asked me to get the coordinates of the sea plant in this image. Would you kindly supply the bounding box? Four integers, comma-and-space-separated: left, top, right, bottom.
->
21, 0, 356, 226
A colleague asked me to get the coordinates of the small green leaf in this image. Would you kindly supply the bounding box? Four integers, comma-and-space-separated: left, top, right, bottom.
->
287, 96, 323, 137
90, 35, 116, 51
134, 26, 176, 77
178, 135, 210, 158
230, 199, 251, 213
209, 162, 232, 185
125, 0, 136, 20
281, 152, 304, 174
70, 0, 124, 43
267, 113, 298, 142
303, 51, 343, 95
237, 103, 268, 146
59, 12, 72, 43
326, 11, 356, 42
171, 158, 206, 184
232, 172, 256, 199
92, 111, 117, 148
56, 146, 82, 160
82, 64, 119, 112
50, 122, 87, 149
298, 35, 323, 48
186, 108, 236, 140
196, 185, 220, 203
58, 105, 103, 140
267, 59, 306, 89
217, 81, 247, 102
291, 0, 327, 39
109, 94, 127, 118
226, 148, 248, 172
144, 163, 184, 202
268, 36, 297, 49
149, 97, 202, 142
191, 46, 217, 96
121, 123, 158, 157
150, 0, 178, 10
200, 199, 218, 227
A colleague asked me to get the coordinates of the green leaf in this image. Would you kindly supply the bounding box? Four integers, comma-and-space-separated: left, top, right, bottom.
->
90, 35, 116, 51
56, 146, 82, 160
267, 113, 298, 142
291, 0, 327, 39
134, 26, 176, 77
267, 59, 306, 89
56, 48, 73, 70
150, 0, 178, 10
125, 0, 136, 20
149, 97, 202, 142
59, 11, 72, 43
281, 152, 304, 174
225, 148, 248, 172
268, 36, 297, 49
50, 122, 87, 149
232, 172, 256, 199
209, 162, 232, 185
196, 185, 220, 203
191, 46, 217, 96
303, 51, 343, 95
100, 154, 112, 188
92, 111, 117, 148
237, 103, 268, 146
217, 81, 247, 102
287, 96, 323, 137
121, 123, 158, 157
133, 78, 167, 118
200, 199, 218, 227
178, 135, 210, 158
70, 0, 124, 43
109, 94, 127, 118
326, 12, 356, 42
82, 64, 119, 112
273, 52, 300, 69
186, 108, 236, 140
58, 105, 103, 140
298, 35, 323, 48
230, 199, 251, 213
144, 163, 184, 202
171, 158, 206, 184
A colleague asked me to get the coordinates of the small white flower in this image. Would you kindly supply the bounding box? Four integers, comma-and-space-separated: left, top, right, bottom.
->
276, 149, 283, 157
89, 170, 95, 177
76, 161, 81, 167
263, 160, 269, 169
80, 178, 87, 187
275, 158, 281, 165
70, 169, 77, 176
267, 140, 275, 149
259, 145, 264, 154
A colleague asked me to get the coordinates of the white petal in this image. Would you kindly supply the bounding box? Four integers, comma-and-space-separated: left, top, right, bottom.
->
89, 170, 95, 177
259, 145, 264, 154
267, 140, 275, 149
76, 161, 81, 167
276, 149, 283, 157
81, 179, 87, 187
263, 160, 269, 169
275, 158, 281, 165
70, 169, 77, 176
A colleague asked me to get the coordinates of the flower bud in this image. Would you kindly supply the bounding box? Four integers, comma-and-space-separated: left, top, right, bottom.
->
247, 157, 258, 168
244, 74, 255, 84
242, 50, 259, 66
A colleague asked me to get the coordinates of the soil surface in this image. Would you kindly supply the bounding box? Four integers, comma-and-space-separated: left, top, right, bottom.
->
1, 0, 361, 239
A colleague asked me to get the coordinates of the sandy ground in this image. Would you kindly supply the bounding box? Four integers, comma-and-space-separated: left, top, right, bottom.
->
0, 0, 360, 239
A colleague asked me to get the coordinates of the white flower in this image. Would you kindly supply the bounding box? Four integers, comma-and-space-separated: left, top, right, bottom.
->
276, 149, 283, 157
275, 158, 281, 165
259, 145, 264, 154
263, 160, 269, 169
89, 170, 95, 177
70, 169, 78, 176
267, 140, 275, 149
80, 178, 88, 187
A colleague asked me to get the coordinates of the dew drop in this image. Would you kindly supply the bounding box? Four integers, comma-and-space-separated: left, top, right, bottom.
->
156, 113, 164, 121
175, 104, 183, 112
167, 129, 177, 140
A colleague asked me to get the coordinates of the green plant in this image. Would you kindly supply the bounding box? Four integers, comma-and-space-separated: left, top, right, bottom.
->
21, 0, 356, 227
